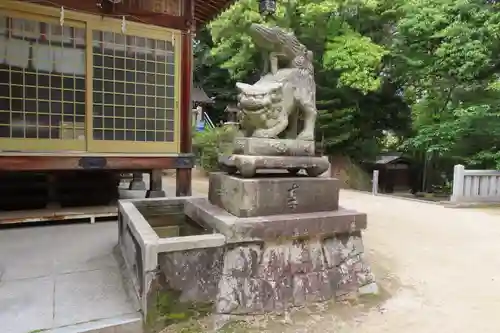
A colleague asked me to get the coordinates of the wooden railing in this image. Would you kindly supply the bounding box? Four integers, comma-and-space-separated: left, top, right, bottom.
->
451, 164, 500, 203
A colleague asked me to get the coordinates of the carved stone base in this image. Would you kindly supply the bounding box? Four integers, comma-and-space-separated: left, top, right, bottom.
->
219, 155, 330, 178
153, 232, 376, 316
208, 172, 339, 217
233, 137, 315, 156
215, 234, 376, 314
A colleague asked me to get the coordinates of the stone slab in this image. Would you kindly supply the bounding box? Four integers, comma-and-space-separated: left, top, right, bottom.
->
219, 154, 330, 178
157, 234, 226, 253
232, 209, 367, 240
233, 137, 315, 156
183, 197, 237, 238
208, 172, 339, 217
0, 276, 54, 333
0, 222, 119, 281
53, 268, 136, 327
185, 197, 366, 241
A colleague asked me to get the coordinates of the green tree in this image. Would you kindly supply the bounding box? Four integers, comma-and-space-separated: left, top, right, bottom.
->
193, 27, 236, 123
207, 0, 410, 160
392, 0, 500, 169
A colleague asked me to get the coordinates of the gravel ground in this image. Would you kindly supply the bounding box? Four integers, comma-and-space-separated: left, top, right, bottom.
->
163, 176, 500, 333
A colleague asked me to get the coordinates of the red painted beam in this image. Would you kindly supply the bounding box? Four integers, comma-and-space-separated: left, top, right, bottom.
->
180, 0, 193, 154
176, 0, 194, 197
27, 0, 187, 29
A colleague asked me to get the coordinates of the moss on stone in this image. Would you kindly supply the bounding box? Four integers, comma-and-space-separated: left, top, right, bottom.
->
218, 320, 252, 333
145, 289, 213, 333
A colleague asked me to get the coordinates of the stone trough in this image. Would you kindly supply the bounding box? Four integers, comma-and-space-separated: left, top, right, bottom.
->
118, 172, 377, 329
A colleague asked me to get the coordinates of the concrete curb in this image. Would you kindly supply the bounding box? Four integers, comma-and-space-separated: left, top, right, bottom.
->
340, 189, 444, 205
48, 313, 143, 333
440, 202, 500, 209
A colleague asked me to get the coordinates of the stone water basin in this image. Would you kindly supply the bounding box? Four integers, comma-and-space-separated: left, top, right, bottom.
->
117, 196, 227, 325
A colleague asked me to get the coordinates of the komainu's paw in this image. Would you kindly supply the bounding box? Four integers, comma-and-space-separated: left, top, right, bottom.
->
253, 129, 275, 138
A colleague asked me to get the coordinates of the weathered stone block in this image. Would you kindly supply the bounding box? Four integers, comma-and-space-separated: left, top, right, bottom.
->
257, 243, 291, 280
322, 232, 364, 268
216, 276, 264, 314
261, 277, 293, 312
232, 137, 315, 156
293, 271, 332, 306
289, 239, 325, 274
217, 242, 296, 314
209, 172, 339, 217
336, 259, 362, 297
222, 245, 262, 277
158, 247, 224, 303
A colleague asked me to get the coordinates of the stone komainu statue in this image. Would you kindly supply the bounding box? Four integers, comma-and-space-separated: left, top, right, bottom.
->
236, 24, 317, 141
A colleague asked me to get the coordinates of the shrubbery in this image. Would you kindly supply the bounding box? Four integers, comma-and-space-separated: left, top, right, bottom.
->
192, 125, 237, 172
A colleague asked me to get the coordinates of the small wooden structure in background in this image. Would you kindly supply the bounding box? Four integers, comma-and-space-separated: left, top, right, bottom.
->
364, 153, 412, 194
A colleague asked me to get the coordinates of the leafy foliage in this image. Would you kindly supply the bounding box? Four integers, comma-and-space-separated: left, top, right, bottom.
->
192, 126, 237, 172
195, 0, 500, 189
391, 0, 500, 168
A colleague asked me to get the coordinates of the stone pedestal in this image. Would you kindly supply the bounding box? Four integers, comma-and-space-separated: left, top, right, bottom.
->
208, 172, 339, 217
182, 188, 375, 315
233, 137, 315, 156
183, 151, 375, 314
220, 138, 329, 178
204, 143, 376, 313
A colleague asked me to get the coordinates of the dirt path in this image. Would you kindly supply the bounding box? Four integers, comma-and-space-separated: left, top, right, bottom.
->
335, 190, 500, 333
166, 177, 500, 333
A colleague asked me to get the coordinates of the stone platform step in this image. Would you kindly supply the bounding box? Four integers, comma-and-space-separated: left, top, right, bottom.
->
185, 196, 366, 242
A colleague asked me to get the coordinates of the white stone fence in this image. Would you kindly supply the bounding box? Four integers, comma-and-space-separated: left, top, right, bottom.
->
451, 164, 500, 203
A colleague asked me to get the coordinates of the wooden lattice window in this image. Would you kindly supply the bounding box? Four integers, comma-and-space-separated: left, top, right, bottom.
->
0, 15, 86, 143
92, 30, 176, 142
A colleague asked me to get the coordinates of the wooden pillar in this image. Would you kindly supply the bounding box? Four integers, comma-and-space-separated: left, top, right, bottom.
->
176, 0, 194, 197
46, 173, 60, 208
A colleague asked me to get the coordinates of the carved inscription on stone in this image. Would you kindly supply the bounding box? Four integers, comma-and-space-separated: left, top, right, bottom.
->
287, 183, 299, 209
